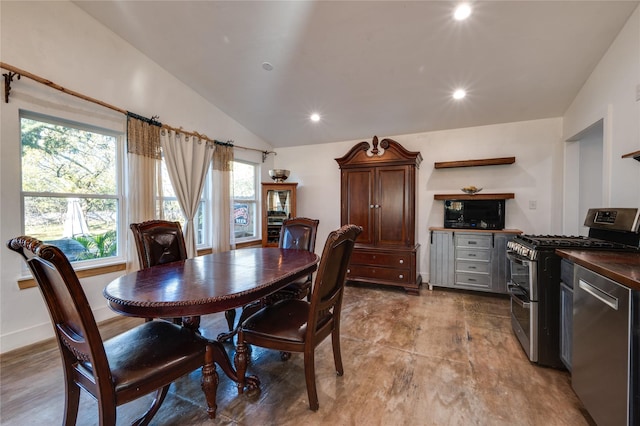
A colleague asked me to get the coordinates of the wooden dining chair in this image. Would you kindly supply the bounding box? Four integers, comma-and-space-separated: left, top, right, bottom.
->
220, 217, 319, 344
234, 224, 362, 411
130, 220, 199, 328
6, 236, 218, 425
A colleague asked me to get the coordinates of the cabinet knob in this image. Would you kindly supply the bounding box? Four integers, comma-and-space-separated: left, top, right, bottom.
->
399, 259, 404, 264
370, 204, 375, 209
347, 269, 350, 273
375, 204, 380, 208
399, 274, 404, 279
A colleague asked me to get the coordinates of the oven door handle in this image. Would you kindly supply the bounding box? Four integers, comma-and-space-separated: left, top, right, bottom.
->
507, 251, 531, 266
507, 282, 531, 308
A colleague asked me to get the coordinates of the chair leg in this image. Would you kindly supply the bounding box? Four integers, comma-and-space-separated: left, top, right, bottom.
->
234, 333, 249, 394
62, 381, 80, 426
131, 385, 170, 426
332, 328, 344, 376
224, 308, 236, 331
217, 302, 262, 343
304, 350, 319, 411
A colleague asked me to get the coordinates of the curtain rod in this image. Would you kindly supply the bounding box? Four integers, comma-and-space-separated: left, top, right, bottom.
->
1, 62, 276, 161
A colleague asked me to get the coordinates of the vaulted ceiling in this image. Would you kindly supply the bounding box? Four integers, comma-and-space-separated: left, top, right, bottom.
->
74, 1, 638, 147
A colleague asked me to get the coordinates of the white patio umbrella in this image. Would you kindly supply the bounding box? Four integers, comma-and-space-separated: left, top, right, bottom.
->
63, 198, 90, 238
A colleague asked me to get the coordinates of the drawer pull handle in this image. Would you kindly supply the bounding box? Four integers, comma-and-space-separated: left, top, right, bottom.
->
399, 259, 404, 264
468, 278, 477, 282
468, 241, 477, 245
469, 266, 476, 269
468, 253, 477, 257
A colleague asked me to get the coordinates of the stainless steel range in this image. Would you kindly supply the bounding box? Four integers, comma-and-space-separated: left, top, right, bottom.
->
506, 208, 640, 369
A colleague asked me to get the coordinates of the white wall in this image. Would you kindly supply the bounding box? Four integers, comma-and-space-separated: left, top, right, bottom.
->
0, 1, 273, 353
563, 5, 640, 216
274, 117, 564, 284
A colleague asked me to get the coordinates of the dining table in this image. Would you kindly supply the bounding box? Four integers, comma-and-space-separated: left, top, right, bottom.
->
103, 247, 319, 418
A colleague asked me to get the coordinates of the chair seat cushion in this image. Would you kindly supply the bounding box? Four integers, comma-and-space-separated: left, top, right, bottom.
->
241, 299, 331, 343
80, 321, 207, 394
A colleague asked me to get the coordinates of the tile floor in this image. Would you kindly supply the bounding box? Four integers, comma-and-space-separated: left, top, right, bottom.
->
0, 284, 594, 425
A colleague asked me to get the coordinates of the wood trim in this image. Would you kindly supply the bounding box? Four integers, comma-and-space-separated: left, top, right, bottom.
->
18, 262, 127, 290
622, 150, 640, 161
433, 193, 515, 200
434, 157, 515, 169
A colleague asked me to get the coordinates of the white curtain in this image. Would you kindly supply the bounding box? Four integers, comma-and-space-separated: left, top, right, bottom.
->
211, 144, 234, 252
160, 129, 215, 258
126, 117, 161, 271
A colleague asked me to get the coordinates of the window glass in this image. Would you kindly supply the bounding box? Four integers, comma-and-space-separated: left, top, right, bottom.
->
233, 161, 258, 241
21, 114, 121, 262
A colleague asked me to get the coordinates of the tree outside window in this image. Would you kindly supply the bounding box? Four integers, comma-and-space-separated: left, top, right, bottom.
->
21, 113, 121, 262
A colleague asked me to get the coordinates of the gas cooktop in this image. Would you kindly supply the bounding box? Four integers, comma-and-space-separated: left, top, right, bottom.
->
514, 234, 638, 250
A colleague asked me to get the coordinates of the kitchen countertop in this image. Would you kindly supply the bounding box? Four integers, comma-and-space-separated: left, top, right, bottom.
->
556, 249, 640, 291
428, 227, 522, 234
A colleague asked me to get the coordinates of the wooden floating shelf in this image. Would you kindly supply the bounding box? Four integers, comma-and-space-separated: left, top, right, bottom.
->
434, 193, 515, 200
434, 156, 516, 169
622, 150, 640, 162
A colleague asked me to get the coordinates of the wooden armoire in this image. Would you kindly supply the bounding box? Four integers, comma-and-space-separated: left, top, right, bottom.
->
335, 136, 422, 294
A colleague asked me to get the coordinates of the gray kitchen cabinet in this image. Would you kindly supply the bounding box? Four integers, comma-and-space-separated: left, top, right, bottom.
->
428, 228, 520, 294
428, 230, 455, 288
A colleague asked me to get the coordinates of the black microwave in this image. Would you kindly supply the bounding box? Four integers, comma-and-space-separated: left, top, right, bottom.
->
444, 199, 505, 230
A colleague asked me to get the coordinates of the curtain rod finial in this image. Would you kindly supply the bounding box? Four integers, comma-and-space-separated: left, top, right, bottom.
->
3, 71, 20, 103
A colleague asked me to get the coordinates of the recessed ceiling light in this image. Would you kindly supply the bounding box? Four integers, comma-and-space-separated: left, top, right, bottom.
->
310, 113, 321, 122
454, 4, 472, 21
453, 89, 466, 100
262, 62, 274, 71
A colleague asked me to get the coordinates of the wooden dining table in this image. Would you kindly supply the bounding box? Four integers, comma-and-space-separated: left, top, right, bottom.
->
103, 247, 319, 417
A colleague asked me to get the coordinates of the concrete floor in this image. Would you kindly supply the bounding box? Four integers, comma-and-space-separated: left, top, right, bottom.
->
0, 284, 593, 425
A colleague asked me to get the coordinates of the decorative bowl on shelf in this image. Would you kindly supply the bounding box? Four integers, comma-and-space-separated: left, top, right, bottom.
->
461, 186, 482, 194
269, 169, 290, 183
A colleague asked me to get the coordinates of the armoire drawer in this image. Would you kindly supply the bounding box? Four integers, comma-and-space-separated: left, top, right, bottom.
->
346, 264, 411, 284
350, 250, 413, 269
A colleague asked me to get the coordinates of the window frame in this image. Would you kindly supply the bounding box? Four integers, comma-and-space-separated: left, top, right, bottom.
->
232, 159, 260, 244
19, 110, 126, 268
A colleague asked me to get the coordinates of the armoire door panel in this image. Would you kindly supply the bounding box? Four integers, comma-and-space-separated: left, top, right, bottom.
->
342, 169, 374, 245
376, 167, 409, 246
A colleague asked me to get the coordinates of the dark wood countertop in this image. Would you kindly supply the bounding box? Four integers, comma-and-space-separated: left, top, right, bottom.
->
556, 249, 640, 291
428, 227, 522, 235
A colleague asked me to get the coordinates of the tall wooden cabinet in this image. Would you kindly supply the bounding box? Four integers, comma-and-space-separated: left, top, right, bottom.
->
336, 136, 423, 294
262, 182, 297, 247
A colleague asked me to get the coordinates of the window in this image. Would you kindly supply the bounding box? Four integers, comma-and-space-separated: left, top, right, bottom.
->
233, 161, 259, 241
20, 112, 122, 263
158, 161, 209, 247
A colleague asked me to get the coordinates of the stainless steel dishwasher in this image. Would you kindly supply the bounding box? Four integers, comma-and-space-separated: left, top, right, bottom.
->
572, 264, 632, 426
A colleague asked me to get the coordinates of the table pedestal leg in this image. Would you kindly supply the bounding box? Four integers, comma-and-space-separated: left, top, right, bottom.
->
208, 340, 260, 394
201, 345, 218, 418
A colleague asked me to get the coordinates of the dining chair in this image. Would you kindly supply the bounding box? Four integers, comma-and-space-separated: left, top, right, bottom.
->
6, 236, 218, 425
130, 220, 199, 328
220, 217, 319, 344
234, 224, 362, 411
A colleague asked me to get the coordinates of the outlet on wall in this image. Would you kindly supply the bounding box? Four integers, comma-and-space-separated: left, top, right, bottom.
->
529, 200, 537, 210
636, 83, 640, 102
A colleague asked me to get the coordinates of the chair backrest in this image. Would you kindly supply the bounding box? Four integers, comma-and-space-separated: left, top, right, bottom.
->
308, 224, 362, 326
130, 220, 188, 269
278, 217, 320, 253
6, 236, 111, 395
